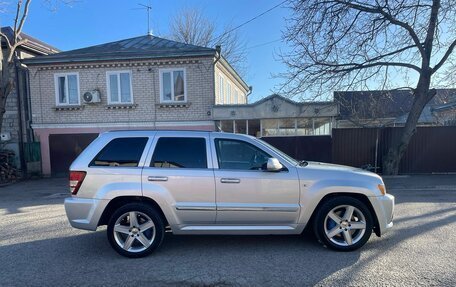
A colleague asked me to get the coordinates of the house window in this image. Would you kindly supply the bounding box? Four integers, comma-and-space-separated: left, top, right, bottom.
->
234, 89, 239, 104
219, 75, 224, 104
54, 73, 80, 105
226, 82, 231, 104
160, 69, 186, 102
107, 71, 133, 104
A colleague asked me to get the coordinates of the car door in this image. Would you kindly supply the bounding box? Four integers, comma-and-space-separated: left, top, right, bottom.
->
211, 135, 300, 224
141, 132, 216, 225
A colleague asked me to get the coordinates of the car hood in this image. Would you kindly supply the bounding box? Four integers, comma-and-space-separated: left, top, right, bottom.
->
297, 161, 383, 184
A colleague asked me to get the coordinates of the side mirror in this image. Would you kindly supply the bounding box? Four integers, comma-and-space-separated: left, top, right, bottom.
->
266, 158, 283, 172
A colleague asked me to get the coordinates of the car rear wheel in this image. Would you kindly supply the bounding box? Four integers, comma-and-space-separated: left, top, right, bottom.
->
313, 196, 373, 251
107, 203, 164, 258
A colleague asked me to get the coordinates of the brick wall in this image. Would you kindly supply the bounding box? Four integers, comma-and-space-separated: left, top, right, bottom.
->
28, 57, 216, 125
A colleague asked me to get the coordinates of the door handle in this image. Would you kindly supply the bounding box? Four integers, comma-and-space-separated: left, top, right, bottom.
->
221, 178, 240, 184
148, 176, 168, 182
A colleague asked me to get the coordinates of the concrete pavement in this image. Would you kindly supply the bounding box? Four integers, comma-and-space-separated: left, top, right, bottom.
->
0, 176, 455, 286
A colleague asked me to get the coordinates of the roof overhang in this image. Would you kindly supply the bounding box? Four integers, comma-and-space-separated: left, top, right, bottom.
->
213, 94, 339, 120
22, 50, 216, 65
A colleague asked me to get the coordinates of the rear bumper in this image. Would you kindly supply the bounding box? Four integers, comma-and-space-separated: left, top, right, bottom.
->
369, 194, 395, 236
64, 197, 109, 231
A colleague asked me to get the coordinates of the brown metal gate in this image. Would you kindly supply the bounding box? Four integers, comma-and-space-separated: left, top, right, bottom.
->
49, 133, 99, 175
263, 127, 456, 174
261, 136, 332, 163
332, 127, 456, 174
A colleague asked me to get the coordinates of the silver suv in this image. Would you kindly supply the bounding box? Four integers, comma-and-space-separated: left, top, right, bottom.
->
65, 130, 394, 258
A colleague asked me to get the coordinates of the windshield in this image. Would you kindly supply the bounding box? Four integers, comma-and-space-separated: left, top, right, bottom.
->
254, 138, 299, 166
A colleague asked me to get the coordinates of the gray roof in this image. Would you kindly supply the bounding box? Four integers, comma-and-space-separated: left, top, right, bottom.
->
334, 89, 456, 120
1, 26, 60, 55
394, 106, 438, 125
23, 34, 216, 65
335, 89, 456, 125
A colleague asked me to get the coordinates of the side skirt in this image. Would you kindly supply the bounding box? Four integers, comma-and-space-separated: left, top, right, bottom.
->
171, 224, 305, 235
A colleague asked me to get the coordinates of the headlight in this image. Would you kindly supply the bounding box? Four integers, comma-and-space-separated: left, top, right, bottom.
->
377, 184, 386, 195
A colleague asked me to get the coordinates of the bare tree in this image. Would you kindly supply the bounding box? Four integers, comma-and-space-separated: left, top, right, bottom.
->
281, 0, 456, 175
169, 8, 247, 74
0, 0, 31, 134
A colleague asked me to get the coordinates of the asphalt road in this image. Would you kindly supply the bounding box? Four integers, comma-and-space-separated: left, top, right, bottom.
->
0, 176, 455, 287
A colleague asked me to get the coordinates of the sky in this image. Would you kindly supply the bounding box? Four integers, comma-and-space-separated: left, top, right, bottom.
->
1, 0, 292, 103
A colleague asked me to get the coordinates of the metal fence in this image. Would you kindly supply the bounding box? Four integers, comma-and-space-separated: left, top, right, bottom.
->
264, 127, 456, 174
261, 135, 332, 163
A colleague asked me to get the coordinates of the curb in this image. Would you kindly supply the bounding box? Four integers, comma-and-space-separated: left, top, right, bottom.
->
389, 186, 456, 191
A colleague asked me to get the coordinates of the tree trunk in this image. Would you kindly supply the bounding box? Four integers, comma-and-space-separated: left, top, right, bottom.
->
0, 90, 5, 135
0, 63, 15, 135
382, 74, 434, 175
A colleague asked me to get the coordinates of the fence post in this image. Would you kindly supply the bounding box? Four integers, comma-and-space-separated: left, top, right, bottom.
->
374, 128, 379, 173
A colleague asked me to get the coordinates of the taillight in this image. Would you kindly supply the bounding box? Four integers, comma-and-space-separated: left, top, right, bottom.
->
69, 171, 86, 195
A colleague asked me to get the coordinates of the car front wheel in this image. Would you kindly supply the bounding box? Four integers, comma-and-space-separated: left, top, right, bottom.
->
313, 196, 373, 251
107, 203, 164, 258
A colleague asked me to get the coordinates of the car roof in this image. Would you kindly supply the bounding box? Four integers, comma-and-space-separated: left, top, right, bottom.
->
102, 130, 256, 140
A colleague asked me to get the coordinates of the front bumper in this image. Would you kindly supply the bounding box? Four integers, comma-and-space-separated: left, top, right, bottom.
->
369, 194, 395, 236
64, 197, 109, 231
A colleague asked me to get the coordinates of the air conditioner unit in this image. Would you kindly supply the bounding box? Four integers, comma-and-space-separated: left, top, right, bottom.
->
0, 132, 11, 142
82, 90, 101, 104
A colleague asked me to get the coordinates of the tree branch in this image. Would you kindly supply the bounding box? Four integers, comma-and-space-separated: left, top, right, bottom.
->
365, 44, 418, 63
7, 39, 28, 62
432, 39, 456, 73
423, 0, 441, 59
317, 61, 421, 73
13, 0, 22, 34
16, 0, 32, 39
334, 0, 425, 58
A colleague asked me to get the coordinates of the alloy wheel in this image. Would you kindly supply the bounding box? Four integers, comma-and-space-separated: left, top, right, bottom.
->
113, 211, 156, 253
323, 205, 367, 247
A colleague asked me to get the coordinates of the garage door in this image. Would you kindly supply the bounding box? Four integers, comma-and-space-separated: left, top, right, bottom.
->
49, 133, 99, 175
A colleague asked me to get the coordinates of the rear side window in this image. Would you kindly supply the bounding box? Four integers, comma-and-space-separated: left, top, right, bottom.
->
90, 137, 148, 167
151, 137, 207, 168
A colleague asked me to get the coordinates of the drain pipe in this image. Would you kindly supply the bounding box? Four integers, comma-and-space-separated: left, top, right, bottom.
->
212, 45, 222, 129
245, 86, 253, 104
14, 57, 27, 175
214, 45, 222, 65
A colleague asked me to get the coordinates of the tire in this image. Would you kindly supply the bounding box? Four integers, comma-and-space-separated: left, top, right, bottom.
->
313, 196, 373, 251
107, 203, 165, 258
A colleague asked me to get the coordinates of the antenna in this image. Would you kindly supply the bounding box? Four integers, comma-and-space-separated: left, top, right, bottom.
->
136, 2, 152, 35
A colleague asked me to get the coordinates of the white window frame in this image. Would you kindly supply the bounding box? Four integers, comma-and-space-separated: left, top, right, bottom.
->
219, 74, 224, 104
226, 82, 231, 104
159, 68, 187, 103
234, 89, 239, 104
106, 70, 134, 104
54, 72, 80, 106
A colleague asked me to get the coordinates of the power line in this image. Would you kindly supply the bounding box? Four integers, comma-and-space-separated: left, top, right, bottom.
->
245, 38, 282, 50
213, 0, 288, 43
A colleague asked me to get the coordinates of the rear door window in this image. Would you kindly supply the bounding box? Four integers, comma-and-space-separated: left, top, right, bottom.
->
151, 137, 207, 168
90, 137, 148, 167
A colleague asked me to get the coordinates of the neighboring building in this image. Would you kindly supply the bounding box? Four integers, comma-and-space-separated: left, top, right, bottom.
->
334, 89, 456, 128
23, 34, 249, 175
1, 26, 59, 171
213, 94, 339, 137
